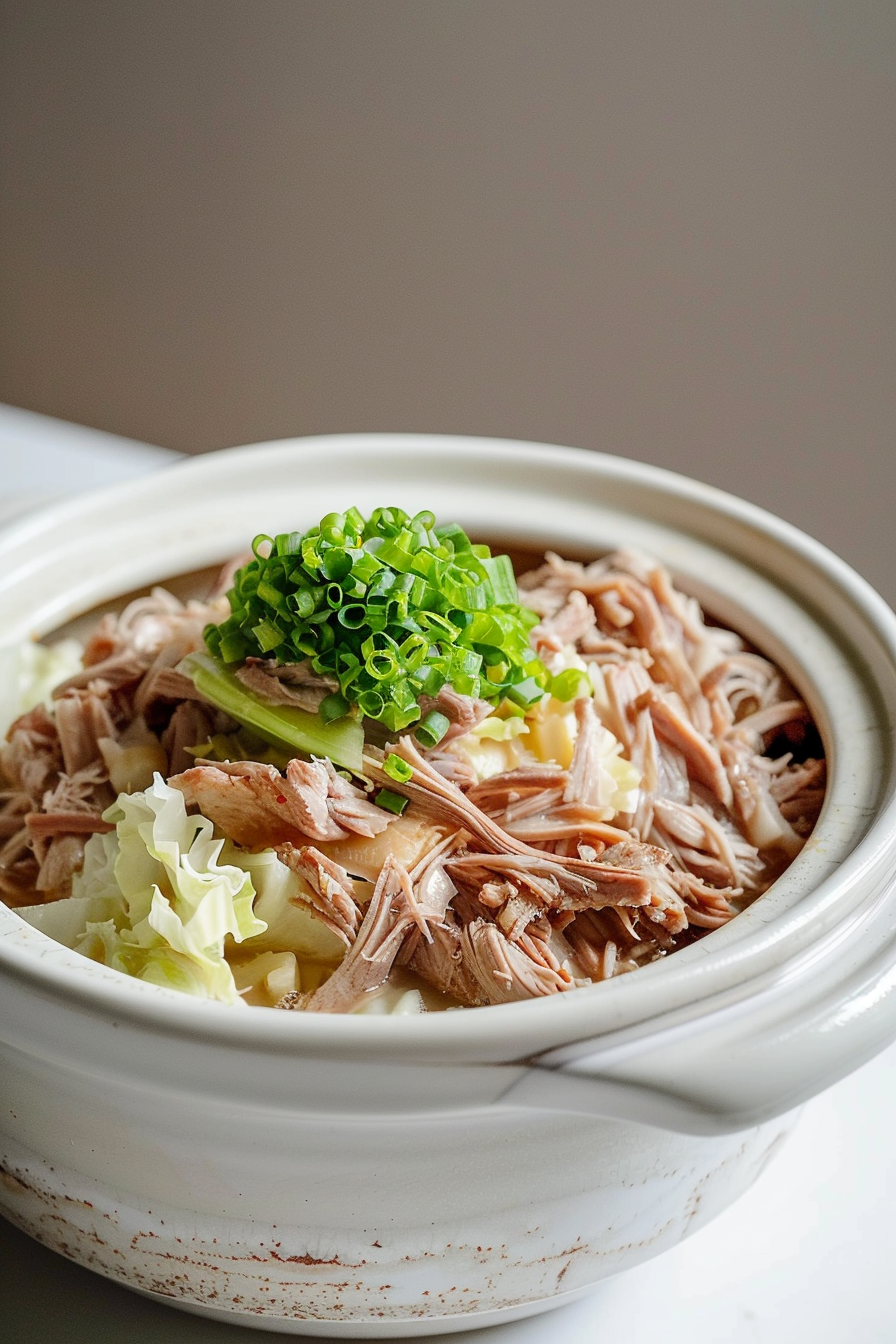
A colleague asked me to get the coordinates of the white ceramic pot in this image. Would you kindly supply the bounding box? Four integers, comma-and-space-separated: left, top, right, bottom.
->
1, 435, 895, 1336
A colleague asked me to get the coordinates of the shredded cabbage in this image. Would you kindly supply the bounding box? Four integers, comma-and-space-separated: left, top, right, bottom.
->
471, 716, 530, 743
590, 725, 641, 813
16, 775, 347, 1003
71, 775, 267, 1003
450, 688, 641, 811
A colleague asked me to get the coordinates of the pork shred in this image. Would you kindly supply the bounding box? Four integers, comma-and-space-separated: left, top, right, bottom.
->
0, 585, 232, 902
1, 547, 825, 1009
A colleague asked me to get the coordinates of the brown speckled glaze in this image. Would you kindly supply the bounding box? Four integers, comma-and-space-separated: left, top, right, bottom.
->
0, 1115, 794, 1335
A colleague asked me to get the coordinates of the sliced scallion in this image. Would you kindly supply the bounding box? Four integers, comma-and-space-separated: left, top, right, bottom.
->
415, 710, 451, 748
383, 754, 414, 784
203, 506, 551, 733
549, 668, 592, 702
374, 788, 409, 815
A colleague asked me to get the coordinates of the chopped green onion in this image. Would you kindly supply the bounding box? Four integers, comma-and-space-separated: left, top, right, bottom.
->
549, 668, 592, 702
383, 754, 414, 783
374, 788, 409, 815
357, 687, 386, 719
215, 629, 251, 664
321, 548, 352, 581
506, 675, 547, 708
252, 618, 285, 654
203, 506, 551, 734
337, 603, 367, 629
415, 710, 451, 748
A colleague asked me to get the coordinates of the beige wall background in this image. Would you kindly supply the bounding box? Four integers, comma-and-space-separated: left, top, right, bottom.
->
1, 2, 894, 599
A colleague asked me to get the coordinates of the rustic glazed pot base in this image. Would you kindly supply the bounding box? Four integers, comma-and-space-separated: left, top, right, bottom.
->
139, 1282, 598, 1337
0, 1118, 794, 1337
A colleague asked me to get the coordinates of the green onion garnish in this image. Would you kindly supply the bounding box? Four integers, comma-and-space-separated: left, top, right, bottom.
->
549, 668, 592, 702
506, 675, 547, 708
204, 507, 551, 733
414, 710, 451, 748
383, 754, 414, 784
374, 788, 409, 815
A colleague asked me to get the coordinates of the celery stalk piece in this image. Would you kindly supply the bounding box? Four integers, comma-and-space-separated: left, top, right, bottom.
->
178, 652, 365, 773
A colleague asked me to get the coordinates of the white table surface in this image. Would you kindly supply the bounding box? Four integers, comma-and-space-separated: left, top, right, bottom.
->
0, 404, 893, 1344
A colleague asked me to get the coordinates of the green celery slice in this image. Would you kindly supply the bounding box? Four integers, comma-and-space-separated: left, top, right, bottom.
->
178, 652, 364, 773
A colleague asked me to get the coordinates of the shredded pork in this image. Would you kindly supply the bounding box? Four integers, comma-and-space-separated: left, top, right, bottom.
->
0, 547, 825, 1007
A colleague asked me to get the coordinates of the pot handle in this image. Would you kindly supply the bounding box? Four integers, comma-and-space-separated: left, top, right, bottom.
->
496, 913, 896, 1135
495, 1065, 764, 1136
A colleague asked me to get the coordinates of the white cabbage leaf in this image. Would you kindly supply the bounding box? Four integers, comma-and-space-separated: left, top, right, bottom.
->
68, 774, 268, 1004
218, 843, 344, 964
17, 774, 347, 1004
